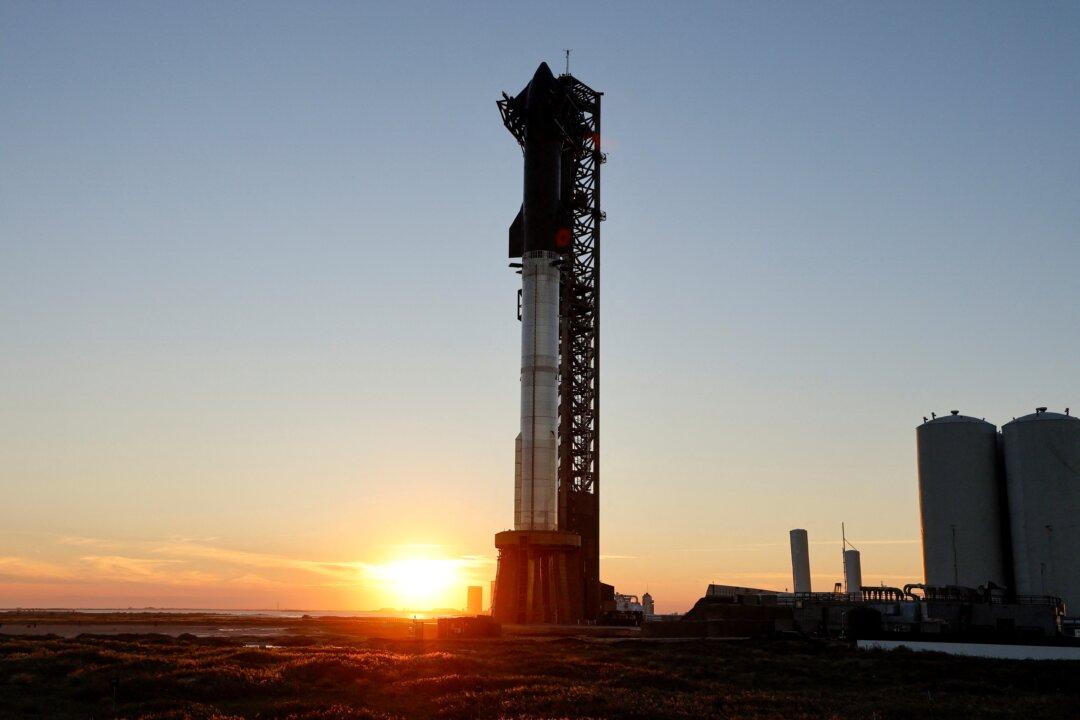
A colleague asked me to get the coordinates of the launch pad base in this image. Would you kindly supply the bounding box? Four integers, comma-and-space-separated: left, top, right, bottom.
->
491, 530, 585, 624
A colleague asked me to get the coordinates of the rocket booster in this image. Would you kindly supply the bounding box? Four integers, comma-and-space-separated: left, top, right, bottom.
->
502, 63, 578, 532
515, 249, 559, 531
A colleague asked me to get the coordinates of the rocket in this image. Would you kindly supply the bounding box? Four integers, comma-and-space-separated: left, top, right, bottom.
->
501, 63, 579, 532
492, 61, 599, 625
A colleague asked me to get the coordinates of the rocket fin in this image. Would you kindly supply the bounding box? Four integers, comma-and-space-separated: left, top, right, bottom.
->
509, 205, 524, 258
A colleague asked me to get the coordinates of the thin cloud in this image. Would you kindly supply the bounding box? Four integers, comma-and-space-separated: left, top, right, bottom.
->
711, 571, 794, 580
679, 543, 788, 553
811, 539, 920, 546
78, 555, 219, 586
226, 573, 284, 588
0, 556, 77, 581
147, 541, 364, 579
16, 534, 494, 592
680, 539, 919, 553
55, 535, 124, 549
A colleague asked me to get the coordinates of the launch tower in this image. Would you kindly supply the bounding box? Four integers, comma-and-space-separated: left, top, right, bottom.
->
491, 63, 604, 624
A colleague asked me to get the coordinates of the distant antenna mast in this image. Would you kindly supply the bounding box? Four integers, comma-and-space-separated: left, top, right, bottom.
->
841, 522, 858, 595
841, 522, 858, 552
564, 49, 572, 75
841, 522, 846, 592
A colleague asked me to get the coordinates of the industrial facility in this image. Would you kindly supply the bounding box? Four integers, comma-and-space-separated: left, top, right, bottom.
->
481, 63, 1076, 647
917, 407, 1080, 616
647, 407, 1079, 649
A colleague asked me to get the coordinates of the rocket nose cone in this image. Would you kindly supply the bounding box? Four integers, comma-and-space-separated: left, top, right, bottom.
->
529, 62, 558, 95
533, 62, 556, 82
526, 62, 560, 112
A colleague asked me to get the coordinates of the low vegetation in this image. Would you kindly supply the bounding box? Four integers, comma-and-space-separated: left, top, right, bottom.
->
1, 618, 1077, 718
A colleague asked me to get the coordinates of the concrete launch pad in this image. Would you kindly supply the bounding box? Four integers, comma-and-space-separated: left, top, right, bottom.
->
492, 530, 585, 624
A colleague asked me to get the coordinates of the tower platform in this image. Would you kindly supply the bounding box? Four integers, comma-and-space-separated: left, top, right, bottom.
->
491, 530, 584, 624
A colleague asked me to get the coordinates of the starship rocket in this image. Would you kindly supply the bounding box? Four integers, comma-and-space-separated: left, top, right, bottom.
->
504, 62, 576, 532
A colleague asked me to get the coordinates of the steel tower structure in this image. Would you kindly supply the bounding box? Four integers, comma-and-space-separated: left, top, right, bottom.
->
554, 72, 604, 621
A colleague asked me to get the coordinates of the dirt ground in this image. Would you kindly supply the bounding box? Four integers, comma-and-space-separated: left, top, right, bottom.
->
1, 612, 1077, 719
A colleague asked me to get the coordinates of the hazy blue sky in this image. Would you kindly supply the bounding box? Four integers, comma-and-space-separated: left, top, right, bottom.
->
2, 1, 1078, 611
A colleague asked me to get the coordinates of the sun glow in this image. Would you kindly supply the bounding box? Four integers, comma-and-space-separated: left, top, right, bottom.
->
365, 557, 469, 610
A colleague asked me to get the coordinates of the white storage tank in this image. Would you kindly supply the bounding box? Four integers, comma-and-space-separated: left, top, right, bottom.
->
1002, 407, 1080, 613
843, 549, 863, 598
789, 529, 812, 593
916, 411, 1010, 588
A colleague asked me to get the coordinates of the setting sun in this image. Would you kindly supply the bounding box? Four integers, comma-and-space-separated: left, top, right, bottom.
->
364, 557, 473, 610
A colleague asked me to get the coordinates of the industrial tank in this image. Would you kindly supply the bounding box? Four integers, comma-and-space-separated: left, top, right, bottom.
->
1002, 408, 1080, 614
916, 411, 1010, 588
789, 529, 811, 593
843, 549, 863, 598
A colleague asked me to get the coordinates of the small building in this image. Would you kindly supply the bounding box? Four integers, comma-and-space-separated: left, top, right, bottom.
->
436, 615, 500, 639
643, 586, 792, 638
466, 585, 483, 615
706, 584, 780, 600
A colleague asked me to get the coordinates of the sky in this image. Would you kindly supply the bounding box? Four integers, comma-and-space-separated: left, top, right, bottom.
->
1, 1, 1078, 614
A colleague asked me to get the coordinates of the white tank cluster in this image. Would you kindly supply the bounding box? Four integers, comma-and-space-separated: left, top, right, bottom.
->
916, 407, 1080, 614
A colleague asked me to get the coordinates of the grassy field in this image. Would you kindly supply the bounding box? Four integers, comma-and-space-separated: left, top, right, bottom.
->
1, 614, 1077, 719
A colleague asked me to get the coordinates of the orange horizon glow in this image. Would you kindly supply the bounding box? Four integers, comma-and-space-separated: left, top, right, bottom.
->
363, 556, 481, 611
0, 531, 924, 614
0, 534, 503, 613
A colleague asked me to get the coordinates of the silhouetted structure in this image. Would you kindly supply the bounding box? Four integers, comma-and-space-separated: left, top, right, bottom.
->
789, 529, 811, 594
436, 615, 501, 639
466, 585, 483, 615
491, 62, 605, 624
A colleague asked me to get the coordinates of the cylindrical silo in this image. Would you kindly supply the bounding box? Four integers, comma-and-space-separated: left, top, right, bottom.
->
843, 549, 862, 598
789, 529, 812, 594
1002, 408, 1080, 614
916, 412, 1010, 588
